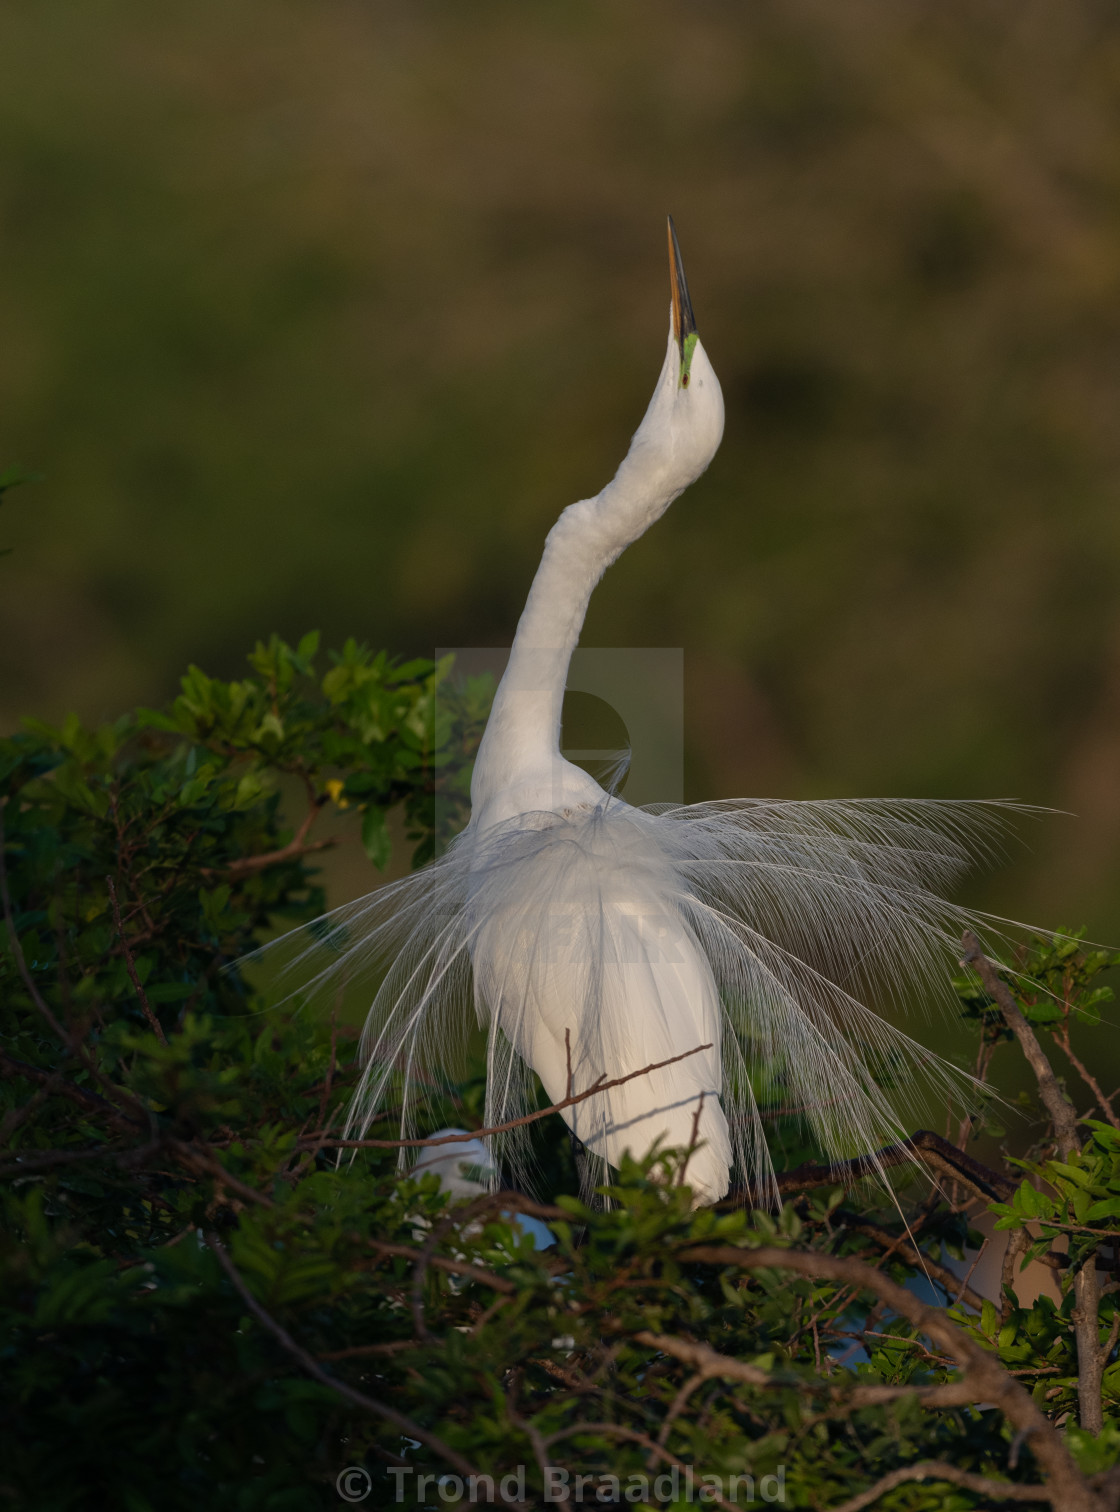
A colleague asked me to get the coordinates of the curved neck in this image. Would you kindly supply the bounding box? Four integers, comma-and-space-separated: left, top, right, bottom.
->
467, 326, 722, 818
472, 466, 677, 805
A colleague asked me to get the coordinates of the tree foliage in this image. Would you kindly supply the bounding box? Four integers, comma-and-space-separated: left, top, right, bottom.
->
3, 635, 1120, 1511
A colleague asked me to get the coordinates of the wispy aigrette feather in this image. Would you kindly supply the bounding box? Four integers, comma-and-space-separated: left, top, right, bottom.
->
265, 222, 1025, 1206
271, 793, 1018, 1206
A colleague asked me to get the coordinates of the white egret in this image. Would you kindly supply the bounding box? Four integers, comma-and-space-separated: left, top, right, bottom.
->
285, 219, 1009, 1206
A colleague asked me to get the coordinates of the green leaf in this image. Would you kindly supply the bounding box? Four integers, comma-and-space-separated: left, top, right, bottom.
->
360, 805, 391, 870
1085, 1197, 1120, 1223
1049, 1161, 1093, 1190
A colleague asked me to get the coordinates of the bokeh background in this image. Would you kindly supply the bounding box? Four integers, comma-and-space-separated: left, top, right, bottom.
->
4, 0, 1120, 934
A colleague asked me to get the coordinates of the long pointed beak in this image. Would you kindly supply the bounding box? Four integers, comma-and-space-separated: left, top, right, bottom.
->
667, 215, 698, 353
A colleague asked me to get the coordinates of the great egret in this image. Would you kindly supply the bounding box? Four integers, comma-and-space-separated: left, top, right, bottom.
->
284, 219, 1008, 1206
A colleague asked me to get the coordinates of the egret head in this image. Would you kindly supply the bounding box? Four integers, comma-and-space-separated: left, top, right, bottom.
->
611, 218, 725, 514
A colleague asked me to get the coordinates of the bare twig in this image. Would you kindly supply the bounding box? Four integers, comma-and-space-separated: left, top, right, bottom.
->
1, 804, 151, 1127
541, 1420, 739, 1512
1053, 1024, 1120, 1132
106, 875, 167, 1044
633, 1330, 772, 1389
469, 1293, 512, 1338
952, 1236, 990, 1311
168, 1139, 275, 1210
2, 799, 80, 1049
652, 1371, 705, 1459
676, 1092, 705, 1187
1001, 1227, 1032, 1325
400, 1191, 524, 1345
205, 1232, 488, 1488
0, 1141, 138, 1178
315, 1043, 712, 1151
214, 803, 335, 877
317, 1340, 421, 1360
960, 933, 1079, 1161
829, 1460, 1053, 1511
676, 1244, 1101, 1511
961, 931, 1105, 1436
840, 1217, 987, 1315
369, 1240, 516, 1295
723, 1127, 1014, 1208
632, 1328, 971, 1410
506, 1405, 552, 1493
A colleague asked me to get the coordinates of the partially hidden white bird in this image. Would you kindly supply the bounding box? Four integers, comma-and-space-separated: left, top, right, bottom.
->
284, 219, 1009, 1206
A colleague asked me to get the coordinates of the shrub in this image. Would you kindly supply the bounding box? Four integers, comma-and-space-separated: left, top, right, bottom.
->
3, 636, 1119, 1510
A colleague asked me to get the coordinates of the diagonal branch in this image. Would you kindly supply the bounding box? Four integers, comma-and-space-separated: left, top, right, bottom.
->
106, 875, 167, 1044
830, 1460, 1054, 1511
724, 1127, 1015, 1207
676, 1243, 1101, 1511
838, 1216, 987, 1314
214, 802, 336, 877
205, 1231, 492, 1490
632, 1329, 973, 1410
1, 802, 152, 1128
314, 1042, 712, 1151
960, 932, 1079, 1161
961, 931, 1106, 1437
540, 1420, 739, 1512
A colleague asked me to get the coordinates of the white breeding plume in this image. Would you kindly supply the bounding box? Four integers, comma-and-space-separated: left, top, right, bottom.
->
280, 220, 1015, 1206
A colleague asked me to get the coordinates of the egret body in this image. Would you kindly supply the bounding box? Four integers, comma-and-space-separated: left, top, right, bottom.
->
285, 221, 1006, 1206
467, 222, 730, 1201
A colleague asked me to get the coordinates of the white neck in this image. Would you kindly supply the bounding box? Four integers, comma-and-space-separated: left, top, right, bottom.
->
469, 327, 723, 823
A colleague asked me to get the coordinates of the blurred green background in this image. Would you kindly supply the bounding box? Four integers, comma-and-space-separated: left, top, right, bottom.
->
3, 0, 1120, 929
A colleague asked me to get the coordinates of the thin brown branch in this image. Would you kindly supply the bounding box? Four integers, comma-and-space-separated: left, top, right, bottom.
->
675, 1244, 1101, 1511
205, 1232, 488, 1488
540, 1420, 739, 1512
1001, 1227, 1032, 1324
369, 1240, 516, 1295
840, 1217, 987, 1314
397, 1190, 528, 1345
632, 1328, 972, 1410
0, 1141, 136, 1178
676, 1093, 705, 1187
960, 933, 1080, 1161
106, 875, 167, 1044
0, 1077, 55, 1148
1054, 1026, 1120, 1132
469, 1293, 512, 1338
830, 1460, 1054, 1511
2, 799, 79, 1049
315, 1042, 712, 1151
214, 804, 335, 877
961, 931, 1104, 1436
952, 1236, 990, 1311
633, 1330, 772, 1389
317, 1340, 421, 1360
507, 1406, 552, 1493
724, 1127, 1014, 1208
0, 804, 152, 1127
168, 1139, 275, 1209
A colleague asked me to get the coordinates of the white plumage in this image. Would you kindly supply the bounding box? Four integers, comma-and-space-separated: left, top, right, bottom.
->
280, 220, 1011, 1205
